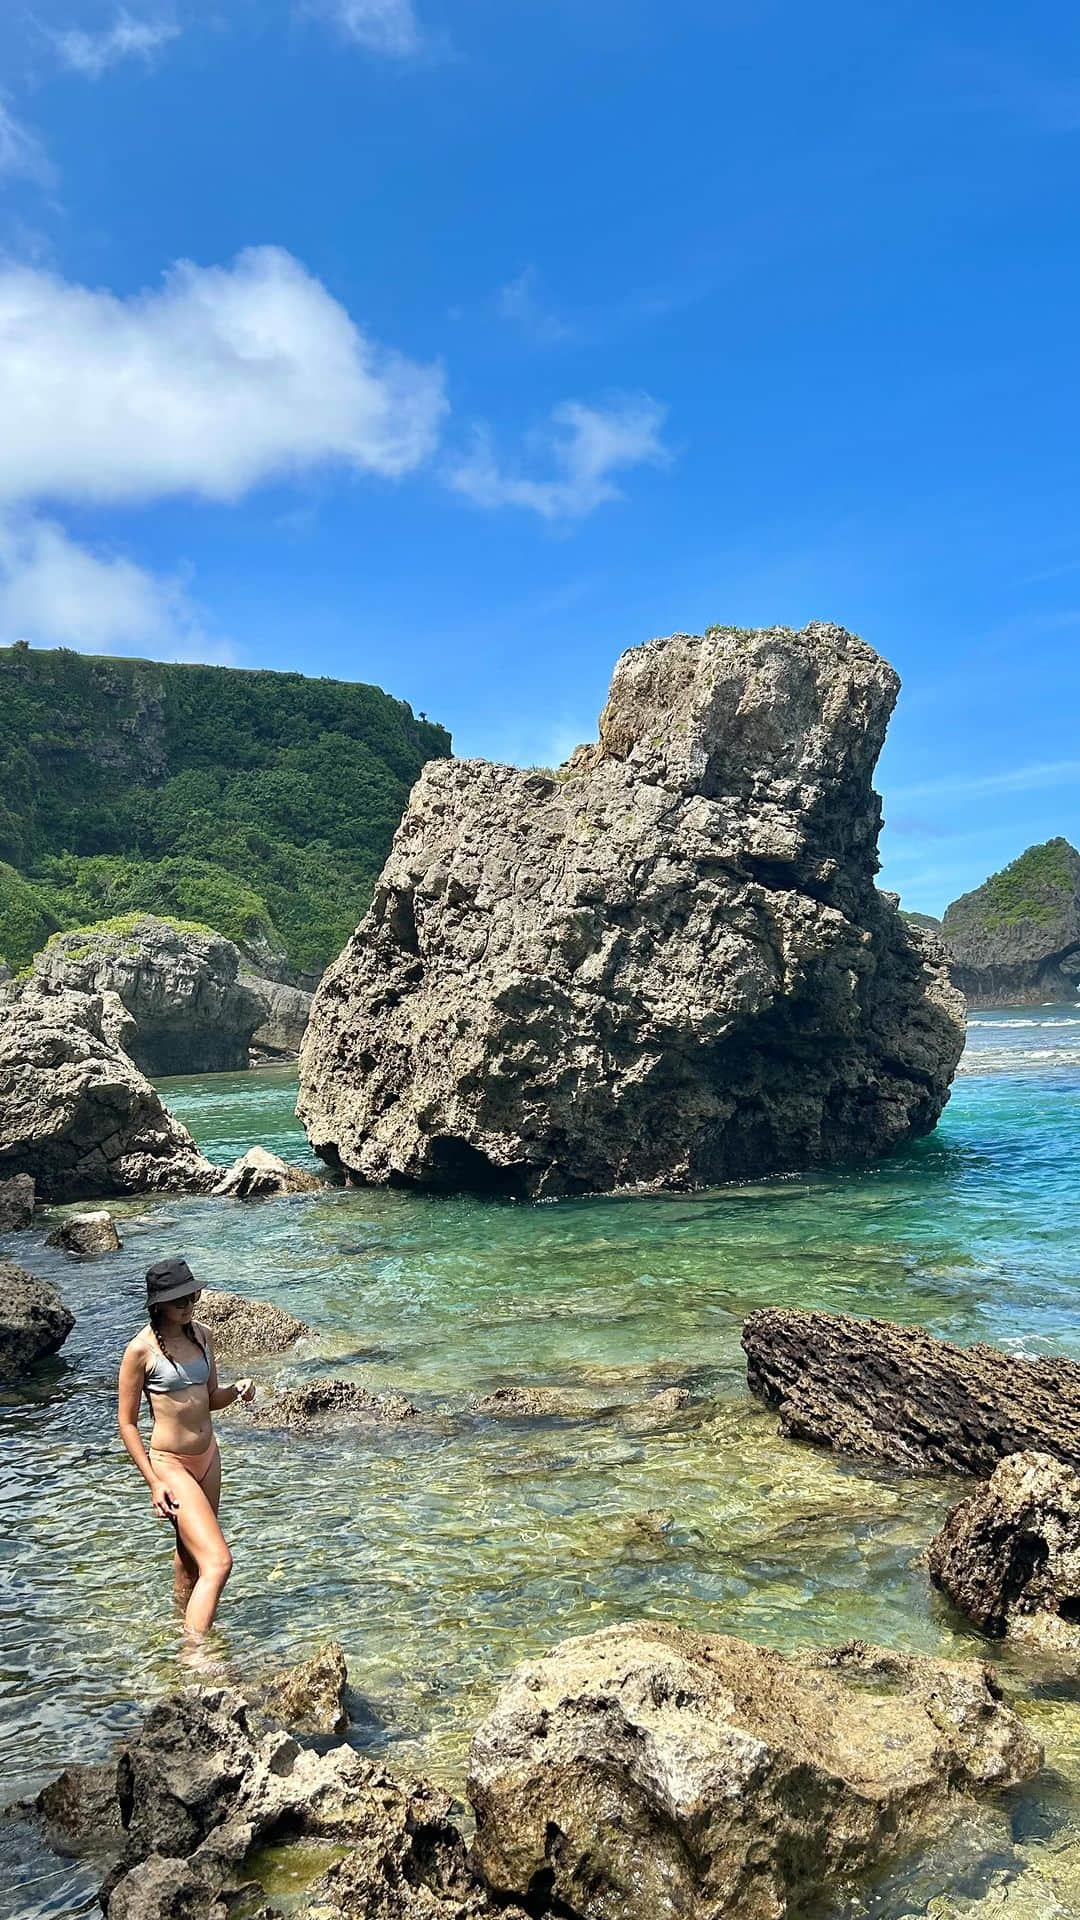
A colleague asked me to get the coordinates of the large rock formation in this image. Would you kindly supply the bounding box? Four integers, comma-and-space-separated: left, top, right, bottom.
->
299, 623, 964, 1197
33, 917, 265, 1076
16, 1681, 515, 1920
928, 1451, 1080, 1650
742, 1307, 1080, 1476
941, 838, 1080, 1007
240, 970, 314, 1056
0, 979, 215, 1201
467, 1622, 1040, 1920
0, 1259, 74, 1375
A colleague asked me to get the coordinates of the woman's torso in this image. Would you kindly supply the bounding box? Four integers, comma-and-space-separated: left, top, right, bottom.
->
143, 1325, 213, 1454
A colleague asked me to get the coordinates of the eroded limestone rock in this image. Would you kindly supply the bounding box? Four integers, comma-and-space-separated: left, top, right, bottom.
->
0, 981, 215, 1202
33, 917, 265, 1077
928, 1450, 1080, 1650
467, 1622, 1041, 1920
246, 1379, 419, 1430
242, 972, 314, 1058
256, 1642, 349, 1737
198, 1288, 309, 1357
299, 624, 964, 1197
211, 1146, 321, 1199
46, 1209, 122, 1255
0, 1260, 74, 1376
742, 1307, 1080, 1475
0, 1173, 34, 1231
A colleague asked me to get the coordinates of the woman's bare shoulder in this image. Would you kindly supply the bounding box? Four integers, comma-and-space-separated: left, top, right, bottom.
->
121, 1328, 152, 1367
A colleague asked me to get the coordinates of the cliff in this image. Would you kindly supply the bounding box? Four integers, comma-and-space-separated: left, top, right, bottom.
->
298, 622, 965, 1197
941, 838, 1080, 1007
0, 643, 451, 979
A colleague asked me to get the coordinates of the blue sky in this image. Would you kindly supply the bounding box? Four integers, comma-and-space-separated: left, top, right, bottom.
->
1, 0, 1078, 914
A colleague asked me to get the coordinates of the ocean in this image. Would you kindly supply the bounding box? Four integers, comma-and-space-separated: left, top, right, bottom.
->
2, 1006, 1078, 1917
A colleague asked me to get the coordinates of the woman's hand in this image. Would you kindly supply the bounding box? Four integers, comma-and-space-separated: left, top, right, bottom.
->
150, 1478, 179, 1520
235, 1378, 256, 1404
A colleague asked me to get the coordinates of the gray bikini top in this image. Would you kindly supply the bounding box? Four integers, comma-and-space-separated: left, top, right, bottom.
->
144, 1331, 210, 1395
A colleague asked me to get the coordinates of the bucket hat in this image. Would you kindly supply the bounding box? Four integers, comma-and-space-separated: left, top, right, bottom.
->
145, 1257, 200, 1306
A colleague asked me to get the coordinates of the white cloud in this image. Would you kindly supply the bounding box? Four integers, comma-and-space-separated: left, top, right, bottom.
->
448, 396, 669, 520
51, 10, 181, 78
308, 0, 426, 56
0, 98, 52, 186
496, 266, 572, 345
0, 245, 447, 506
0, 514, 229, 661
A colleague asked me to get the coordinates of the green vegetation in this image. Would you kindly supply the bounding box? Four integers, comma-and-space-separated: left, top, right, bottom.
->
0, 862, 61, 971
943, 838, 1080, 937
0, 644, 451, 976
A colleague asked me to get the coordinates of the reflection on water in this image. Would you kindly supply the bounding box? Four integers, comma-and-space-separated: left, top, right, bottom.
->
2, 1017, 1079, 1918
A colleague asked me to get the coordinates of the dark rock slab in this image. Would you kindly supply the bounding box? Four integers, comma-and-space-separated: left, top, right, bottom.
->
467, 1621, 1040, 1920
742, 1306, 1080, 1476
0, 1174, 34, 1231
0, 1260, 74, 1377
928, 1450, 1080, 1650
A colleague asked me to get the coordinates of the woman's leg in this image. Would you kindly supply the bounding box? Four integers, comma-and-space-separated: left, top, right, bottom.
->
155, 1454, 233, 1636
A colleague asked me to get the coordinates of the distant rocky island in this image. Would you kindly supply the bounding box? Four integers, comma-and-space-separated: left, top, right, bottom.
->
907, 838, 1080, 1008
299, 622, 964, 1196
0, 641, 450, 986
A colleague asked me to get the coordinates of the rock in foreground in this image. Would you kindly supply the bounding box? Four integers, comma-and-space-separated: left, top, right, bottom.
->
743, 1307, 1080, 1476
0, 981, 215, 1202
33, 916, 265, 1076
257, 1641, 349, 1736
46, 1210, 122, 1255
468, 1622, 1039, 1920
18, 1682, 512, 1920
0, 1174, 34, 1231
929, 1451, 1080, 1650
198, 1288, 309, 1356
0, 1260, 74, 1376
942, 838, 1080, 1008
299, 623, 964, 1197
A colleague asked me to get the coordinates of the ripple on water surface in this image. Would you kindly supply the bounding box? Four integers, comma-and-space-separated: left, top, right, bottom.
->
2, 1027, 1080, 1918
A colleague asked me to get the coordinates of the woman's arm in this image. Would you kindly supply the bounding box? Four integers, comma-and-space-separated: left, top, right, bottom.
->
201, 1325, 255, 1409
117, 1342, 177, 1519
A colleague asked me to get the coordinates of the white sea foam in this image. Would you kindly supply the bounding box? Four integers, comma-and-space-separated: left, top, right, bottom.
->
966, 1016, 1080, 1029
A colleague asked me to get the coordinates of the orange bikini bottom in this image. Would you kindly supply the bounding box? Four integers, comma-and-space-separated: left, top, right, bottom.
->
149, 1437, 219, 1486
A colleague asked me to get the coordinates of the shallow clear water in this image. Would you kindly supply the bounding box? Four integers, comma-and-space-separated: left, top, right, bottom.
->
2, 1008, 1079, 1917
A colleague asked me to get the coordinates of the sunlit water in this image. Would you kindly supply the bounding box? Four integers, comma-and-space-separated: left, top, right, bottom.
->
2, 1007, 1079, 1917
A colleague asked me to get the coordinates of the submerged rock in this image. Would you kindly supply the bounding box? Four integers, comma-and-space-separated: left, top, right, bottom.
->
46, 1209, 122, 1255
472, 1384, 602, 1420
942, 838, 1080, 1008
211, 1146, 321, 1199
255, 1642, 349, 1737
248, 1379, 419, 1429
0, 1260, 74, 1376
0, 1173, 34, 1231
0, 980, 216, 1202
742, 1306, 1080, 1475
299, 622, 964, 1197
198, 1288, 309, 1356
32, 916, 265, 1077
928, 1450, 1080, 1651
467, 1621, 1040, 1920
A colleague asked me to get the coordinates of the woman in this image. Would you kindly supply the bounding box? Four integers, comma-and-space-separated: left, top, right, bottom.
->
118, 1257, 256, 1640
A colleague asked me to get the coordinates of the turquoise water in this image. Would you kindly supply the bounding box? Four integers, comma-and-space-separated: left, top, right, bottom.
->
2, 1007, 1079, 1917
